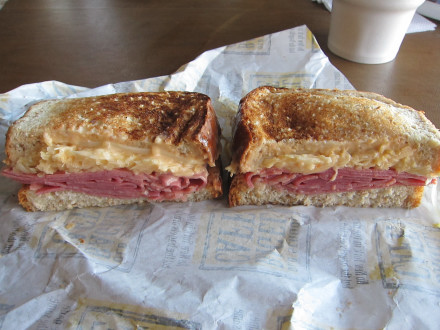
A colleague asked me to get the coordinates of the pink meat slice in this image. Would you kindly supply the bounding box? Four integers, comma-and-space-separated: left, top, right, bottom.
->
245, 167, 431, 194
1, 168, 207, 201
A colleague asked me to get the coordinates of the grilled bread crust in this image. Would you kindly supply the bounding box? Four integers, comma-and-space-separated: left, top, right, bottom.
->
5, 91, 221, 172
18, 162, 223, 212
228, 86, 440, 176
228, 173, 424, 208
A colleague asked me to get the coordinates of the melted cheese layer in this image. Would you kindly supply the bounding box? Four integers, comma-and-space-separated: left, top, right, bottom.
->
35, 133, 207, 176
229, 140, 434, 177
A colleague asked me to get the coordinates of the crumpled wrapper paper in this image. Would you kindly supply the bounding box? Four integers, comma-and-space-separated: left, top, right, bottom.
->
1, 25, 439, 329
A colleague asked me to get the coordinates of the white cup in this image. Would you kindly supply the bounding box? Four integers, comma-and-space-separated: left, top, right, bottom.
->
328, 0, 425, 64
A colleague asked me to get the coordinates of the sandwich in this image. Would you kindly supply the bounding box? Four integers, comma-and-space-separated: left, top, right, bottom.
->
227, 86, 440, 208
2, 91, 223, 211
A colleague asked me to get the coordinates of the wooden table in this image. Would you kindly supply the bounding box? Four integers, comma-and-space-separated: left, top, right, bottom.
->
1, 0, 439, 126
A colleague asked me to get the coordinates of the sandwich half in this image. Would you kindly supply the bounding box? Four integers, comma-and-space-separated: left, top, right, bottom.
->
227, 86, 440, 208
2, 91, 223, 211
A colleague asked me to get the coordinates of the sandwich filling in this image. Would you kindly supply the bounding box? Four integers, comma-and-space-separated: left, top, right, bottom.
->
1, 168, 208, 201
244, 167, 433, 194
227, 139, 438, 178
13, 131, 208, 177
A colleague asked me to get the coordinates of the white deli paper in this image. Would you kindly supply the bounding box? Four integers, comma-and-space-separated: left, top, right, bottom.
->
1, 25, 440, 330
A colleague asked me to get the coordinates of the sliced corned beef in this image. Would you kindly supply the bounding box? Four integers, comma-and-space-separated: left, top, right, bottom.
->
244, 167, 431, 194
1, 168, 207, 201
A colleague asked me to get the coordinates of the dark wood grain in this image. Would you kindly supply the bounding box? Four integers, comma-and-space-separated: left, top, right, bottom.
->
0, 0, 439, 126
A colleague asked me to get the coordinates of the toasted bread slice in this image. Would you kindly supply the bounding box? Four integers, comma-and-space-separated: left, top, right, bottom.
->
227, 86, 440, 178
228, 173, 424, 208
6, 91, 220, 176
